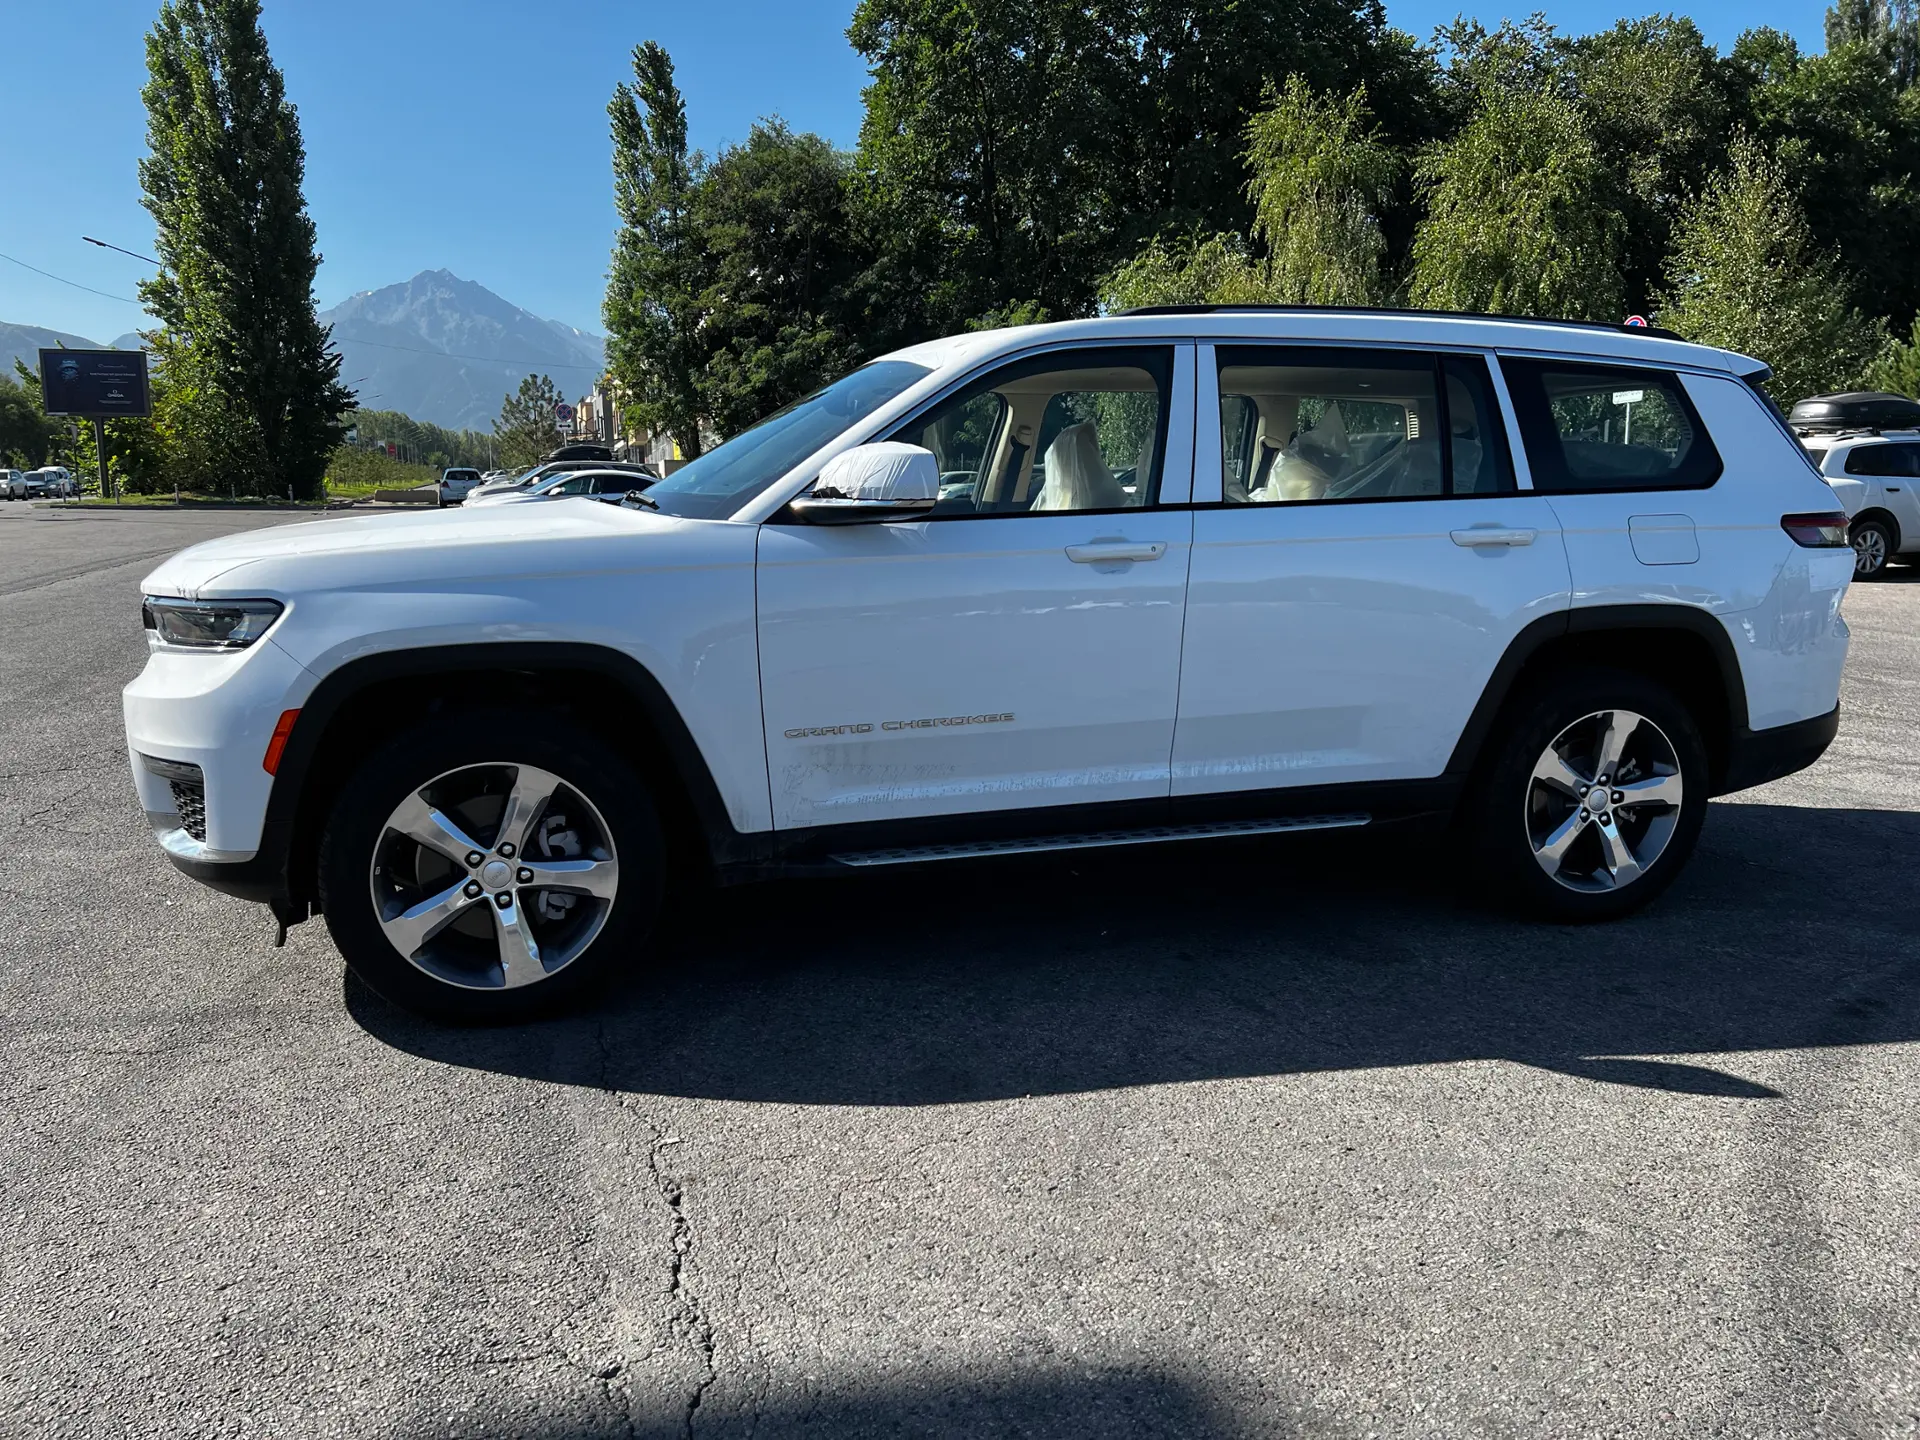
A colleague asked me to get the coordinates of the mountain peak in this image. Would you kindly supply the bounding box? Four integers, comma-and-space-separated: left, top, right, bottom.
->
320, 274, 604, 431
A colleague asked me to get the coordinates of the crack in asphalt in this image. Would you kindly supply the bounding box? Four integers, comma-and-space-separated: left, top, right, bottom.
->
647, 1124, 717, 1438
592, 1011, 720, 1437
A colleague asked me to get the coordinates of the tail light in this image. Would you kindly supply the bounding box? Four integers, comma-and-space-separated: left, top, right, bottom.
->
1781, 512, 1850, 548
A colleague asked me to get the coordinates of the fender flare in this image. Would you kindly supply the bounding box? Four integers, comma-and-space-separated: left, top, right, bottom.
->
262, 641, 756, 903
1443, 604, 1750, 779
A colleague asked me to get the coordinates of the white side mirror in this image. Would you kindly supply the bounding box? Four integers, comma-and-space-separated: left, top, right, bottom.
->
791, 442, 939, 525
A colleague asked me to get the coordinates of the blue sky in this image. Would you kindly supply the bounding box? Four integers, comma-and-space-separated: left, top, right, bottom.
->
2, 0, 1831, 344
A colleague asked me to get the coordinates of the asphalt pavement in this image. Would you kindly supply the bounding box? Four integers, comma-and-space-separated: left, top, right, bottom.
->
2, 499, 1917, 1439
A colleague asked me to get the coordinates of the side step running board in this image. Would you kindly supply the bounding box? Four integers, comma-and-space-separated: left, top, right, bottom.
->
831, 813, 1370, 868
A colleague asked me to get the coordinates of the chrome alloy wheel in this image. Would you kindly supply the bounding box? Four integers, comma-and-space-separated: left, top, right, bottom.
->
369, 763, 619, 991
1852, 526, 1889, 576
1524, 709, 1684, 893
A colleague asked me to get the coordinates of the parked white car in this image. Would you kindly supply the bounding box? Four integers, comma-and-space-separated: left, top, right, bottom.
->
126, 308, 1851, 1021
1, 469, 26, 498
436, 467, 483, 506
467, 467, 653, 507
1802, 431, 1920, 578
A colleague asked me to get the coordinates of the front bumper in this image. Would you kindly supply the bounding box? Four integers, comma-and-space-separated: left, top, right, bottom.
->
124, 634, 316, 870
1717, 705, 1840, 794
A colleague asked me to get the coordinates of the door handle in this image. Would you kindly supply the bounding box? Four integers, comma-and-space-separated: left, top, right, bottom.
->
1450, 527, 1536, 548
1065, 541, 1167, 563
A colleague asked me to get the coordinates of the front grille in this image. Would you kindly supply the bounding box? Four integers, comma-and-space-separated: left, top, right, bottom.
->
170, 781, 207, 842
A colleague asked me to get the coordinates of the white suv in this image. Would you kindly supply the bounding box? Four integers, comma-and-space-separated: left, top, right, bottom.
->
124, 309, 1853, 1021
1801, 431, 1920, 578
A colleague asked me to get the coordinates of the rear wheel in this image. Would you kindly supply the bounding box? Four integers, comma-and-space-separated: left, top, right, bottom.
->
1471, 668, 1708, 922
318, 712, 663, 1022
1851, 518, 1894, 579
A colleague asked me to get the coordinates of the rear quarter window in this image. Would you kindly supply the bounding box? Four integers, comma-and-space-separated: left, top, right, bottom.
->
1843, 444, 1918, 477
1499, 358, 1723, 493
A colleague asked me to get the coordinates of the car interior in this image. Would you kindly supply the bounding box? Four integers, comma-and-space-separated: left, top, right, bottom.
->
1217, 353, 1507, 503
897, 360, 1167, 516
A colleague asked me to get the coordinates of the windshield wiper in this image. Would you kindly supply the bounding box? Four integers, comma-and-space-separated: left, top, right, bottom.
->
624, 490, 659, 510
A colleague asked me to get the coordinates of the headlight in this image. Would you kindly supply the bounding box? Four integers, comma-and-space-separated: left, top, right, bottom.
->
142, 596, 283, 649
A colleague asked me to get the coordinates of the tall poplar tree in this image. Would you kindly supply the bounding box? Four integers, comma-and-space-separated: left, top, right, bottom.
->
604, 42, 709, 459
139, 0, 351, 501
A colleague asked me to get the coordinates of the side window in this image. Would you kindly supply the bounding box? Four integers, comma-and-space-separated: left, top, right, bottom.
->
1843, 444, 1917, 477
890, 346, 1172, 516
1216, 347, 1511, 503
1501, 359, 1723, 492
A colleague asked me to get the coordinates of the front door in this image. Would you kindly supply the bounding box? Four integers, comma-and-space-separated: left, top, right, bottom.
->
1173, 343, 1572, 795
756, 343, 1196, 830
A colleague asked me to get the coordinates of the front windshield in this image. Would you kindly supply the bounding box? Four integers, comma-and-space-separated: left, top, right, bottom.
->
641, 359, 932, 519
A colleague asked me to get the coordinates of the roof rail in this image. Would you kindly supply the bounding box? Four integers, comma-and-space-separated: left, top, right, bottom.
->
1115, 302, 1686, 342
1793, 425, 1920, 440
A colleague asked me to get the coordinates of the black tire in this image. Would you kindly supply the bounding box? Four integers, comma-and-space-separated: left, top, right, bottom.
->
318, 709, 664, 1023
1469, 667, 1709, 922
1851, 518, 1895, 579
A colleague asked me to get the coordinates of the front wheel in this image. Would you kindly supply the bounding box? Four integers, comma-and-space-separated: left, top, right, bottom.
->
318, 713, 664, 1022
1469, 668, 1709, 922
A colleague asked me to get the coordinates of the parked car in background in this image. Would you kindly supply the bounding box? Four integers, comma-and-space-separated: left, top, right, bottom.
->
1, 469, 27, 498
127, 307, 1850, 1022
467, 467, 654, 507
437, 467, 484, 507
465, 464, 551, 502
1806, 431, 1920, 577
1789, 391, 1920, 436
29, 467, 76, 497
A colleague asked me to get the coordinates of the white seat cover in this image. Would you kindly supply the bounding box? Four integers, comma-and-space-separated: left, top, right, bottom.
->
1032, 423, 1122, 512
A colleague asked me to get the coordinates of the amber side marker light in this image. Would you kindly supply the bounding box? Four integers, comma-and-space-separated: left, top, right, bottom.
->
263, 709, 300, 775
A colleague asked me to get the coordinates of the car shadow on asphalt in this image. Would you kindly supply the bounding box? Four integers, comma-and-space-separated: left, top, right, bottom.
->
403, 1369, 1243, 1440
347, 802, 1920, 1104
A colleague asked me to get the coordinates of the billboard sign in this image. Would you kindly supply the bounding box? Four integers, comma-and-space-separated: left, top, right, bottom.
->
37, 348, 151, 418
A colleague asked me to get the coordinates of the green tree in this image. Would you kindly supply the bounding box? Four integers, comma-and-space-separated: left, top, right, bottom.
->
1563, 17, 1740, 314
1826, 0, 1920, 88
1409, 86, 1624, 320
494, 374, 563, 468
604, 41, 709, 459
138, 0, 353, 500
695, 121, 870, 438
1244, 77, 1400, 306
1735, 32, 1920, 330
848, 0, 1435, 325
1866, 314, 1920, 396
1101, 232, 1270, 311
0, 367, 60, 468
1659, 136, 1884, 402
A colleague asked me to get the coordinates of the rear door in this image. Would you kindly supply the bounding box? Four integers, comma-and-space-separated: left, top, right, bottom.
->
1172, 344, 1571, 795
755, 343, 1197, 830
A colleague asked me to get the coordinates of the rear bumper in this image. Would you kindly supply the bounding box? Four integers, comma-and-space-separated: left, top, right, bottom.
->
1717, 705, 1840, 795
